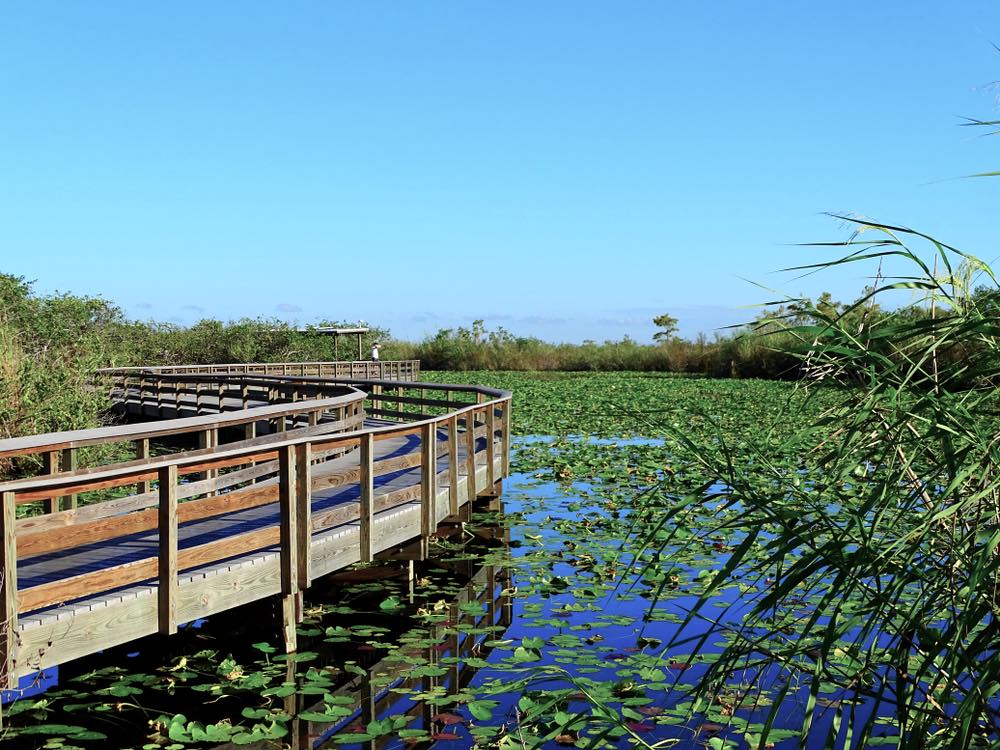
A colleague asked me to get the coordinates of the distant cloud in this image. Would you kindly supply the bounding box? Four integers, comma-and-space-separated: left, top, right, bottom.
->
134, 302, 153, 310
516, 315, 567, 326
596, 315, 651, 326
181, 304, 205, 313
275, 303, 302, 313
409, 312, 443, 323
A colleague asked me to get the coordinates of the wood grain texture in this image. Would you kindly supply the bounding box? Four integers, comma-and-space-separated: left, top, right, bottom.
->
465, 412, 478, 503
158, 465, 178, 635
420, 423, 436, 554
2, 491, 16, 688
447, 415, 460, 516
359, 433, 374, 563
486, 404, 496, 488
294, 443, 312, 588
278, 446, 299, 598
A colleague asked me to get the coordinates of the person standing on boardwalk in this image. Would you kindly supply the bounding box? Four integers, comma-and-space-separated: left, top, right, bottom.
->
370, 341, 380, 362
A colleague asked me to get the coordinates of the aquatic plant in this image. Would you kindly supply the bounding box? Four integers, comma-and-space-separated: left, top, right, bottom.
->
639, 224, 1000, 748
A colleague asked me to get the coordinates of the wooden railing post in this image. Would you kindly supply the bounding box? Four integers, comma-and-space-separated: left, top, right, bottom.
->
42, 450, 59, 514
1, 491, 17, 690
61, 448, 77, 510
465, 410, 477, 504
279, 445, 299, 595
359, 433, 374, 563
295, 443, 312, 589
447, 415, 460, 516
158, 465, 178, 635
420, 422, 437, 559
279, 445, 300, 652
217, 381, 226, 412
135, 439, 151, 494
485, 401, 496, 488
199, 428, 218, 492
501, 398, 511, 477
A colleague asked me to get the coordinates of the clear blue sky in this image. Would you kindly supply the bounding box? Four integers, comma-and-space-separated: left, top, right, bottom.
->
2, 2, 999, 342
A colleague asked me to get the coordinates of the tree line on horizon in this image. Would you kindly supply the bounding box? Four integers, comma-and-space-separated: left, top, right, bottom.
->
2, 271, 994, 451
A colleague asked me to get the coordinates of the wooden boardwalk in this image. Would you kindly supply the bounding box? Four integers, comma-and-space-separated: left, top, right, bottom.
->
0, 365, 511, 690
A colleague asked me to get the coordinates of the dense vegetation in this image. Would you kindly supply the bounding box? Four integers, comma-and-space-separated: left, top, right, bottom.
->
0, 269, 970, 468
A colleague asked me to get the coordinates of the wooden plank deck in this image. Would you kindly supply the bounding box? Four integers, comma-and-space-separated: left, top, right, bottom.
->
1, 367, 511, 688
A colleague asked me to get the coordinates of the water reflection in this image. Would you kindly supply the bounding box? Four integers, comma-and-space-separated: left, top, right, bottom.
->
287, 562, 513, 750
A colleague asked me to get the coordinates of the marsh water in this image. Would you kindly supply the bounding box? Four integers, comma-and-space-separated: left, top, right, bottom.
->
2, 436, 907, 749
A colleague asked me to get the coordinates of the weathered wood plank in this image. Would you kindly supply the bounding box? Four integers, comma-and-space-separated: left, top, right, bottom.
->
359, 433, 374, 563
278, 446, 298, 598
486, 403, 496, 488
1, 491, 17, 689
420, 423, 436, 558
16, 590, 158, 675
19, 557, 158, 614
295, 443, 312, 589
61, 448, 77, 510
501, 399, 511, 476
158, 465, 178, 635
135, 439, 151, 495
42, 451, 59, 515
447, 415, 460, 516
465, 412, 477, 503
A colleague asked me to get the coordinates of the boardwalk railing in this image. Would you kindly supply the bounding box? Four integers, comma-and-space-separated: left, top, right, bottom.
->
0, 367, 511, 690
1, 379, 366, 515
100, 359, 420, 381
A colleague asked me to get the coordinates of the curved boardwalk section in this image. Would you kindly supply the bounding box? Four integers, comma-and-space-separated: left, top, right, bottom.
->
0, 365, 511, 689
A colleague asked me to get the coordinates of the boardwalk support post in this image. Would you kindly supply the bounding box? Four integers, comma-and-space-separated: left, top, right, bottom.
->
420, 422, 437, 559
359, 433, 374, 563
465, 410, 477, 504
485, 404, 496, 488
279, 445, 301, 653
295, 443, 312, 589
447, 415, 460, 516
501, 399, 511, 476
158, 465, 178, 635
